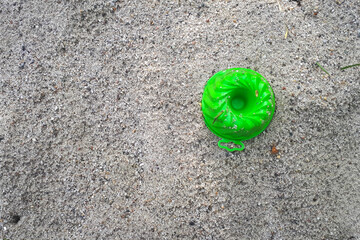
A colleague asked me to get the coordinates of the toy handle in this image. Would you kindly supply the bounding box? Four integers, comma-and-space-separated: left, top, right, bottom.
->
218, 139, 245, 152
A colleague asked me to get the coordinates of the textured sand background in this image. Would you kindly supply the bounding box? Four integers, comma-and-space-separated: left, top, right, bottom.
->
1, 0, 360, 239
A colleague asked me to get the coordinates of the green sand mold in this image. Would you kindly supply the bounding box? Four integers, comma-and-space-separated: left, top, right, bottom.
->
202, 68, 276, 152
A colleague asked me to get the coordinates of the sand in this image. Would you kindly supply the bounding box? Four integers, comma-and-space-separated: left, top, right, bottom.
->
1, 0, 360, 239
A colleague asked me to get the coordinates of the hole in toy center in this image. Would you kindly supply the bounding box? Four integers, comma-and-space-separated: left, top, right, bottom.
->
231, 96, 245, 110
229, 89, 256, 113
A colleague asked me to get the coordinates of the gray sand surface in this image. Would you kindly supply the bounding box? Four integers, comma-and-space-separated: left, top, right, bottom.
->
1, 0, 360, 239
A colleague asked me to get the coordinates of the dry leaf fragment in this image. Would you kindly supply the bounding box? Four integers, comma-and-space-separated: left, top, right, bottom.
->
271, 145, 279, 155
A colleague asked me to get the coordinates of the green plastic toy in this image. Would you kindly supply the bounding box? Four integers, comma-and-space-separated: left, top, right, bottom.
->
201, 68, 276, 151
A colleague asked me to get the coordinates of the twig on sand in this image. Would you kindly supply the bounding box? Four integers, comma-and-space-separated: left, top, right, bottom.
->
277, 0, 283, 11
340, 63, 360, 70
316, 62, 330, 76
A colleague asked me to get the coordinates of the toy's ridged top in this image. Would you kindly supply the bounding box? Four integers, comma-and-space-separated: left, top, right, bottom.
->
202, 68, 275, 142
